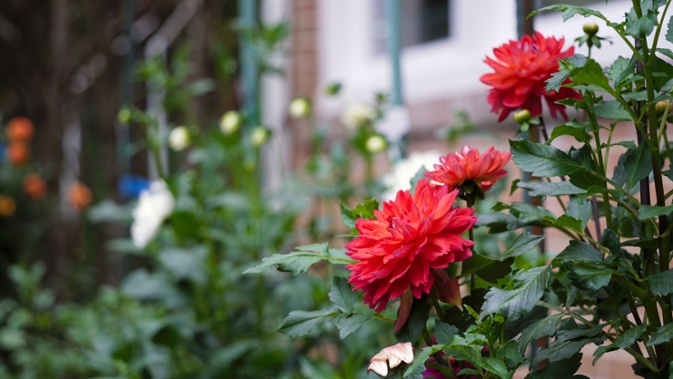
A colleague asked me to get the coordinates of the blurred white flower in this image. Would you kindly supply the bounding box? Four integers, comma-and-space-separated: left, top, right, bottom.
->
341, 102, 375, 129
365, 135, 387, 153
131, 181, 175, 249
168, 126, 190, 151
250, 126, 269, 147
219, 111, 241, 134
289, 97, 311, 118
368, 342, 413, 377
381, 150, 442, 200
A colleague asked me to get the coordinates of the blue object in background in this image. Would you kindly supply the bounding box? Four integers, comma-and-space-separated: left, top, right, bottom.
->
118, 175, 150, 199
0, 142, 6, 161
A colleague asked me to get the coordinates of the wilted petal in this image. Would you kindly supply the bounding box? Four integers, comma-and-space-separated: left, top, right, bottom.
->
368, 342, 414, 376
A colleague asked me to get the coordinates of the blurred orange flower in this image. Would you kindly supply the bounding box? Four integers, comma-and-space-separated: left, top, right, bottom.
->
7, 116, 35, 142
67, 182, 92, 211
23, 174, 46, 200
7, 142, 30, 166
0, 195, 16, 217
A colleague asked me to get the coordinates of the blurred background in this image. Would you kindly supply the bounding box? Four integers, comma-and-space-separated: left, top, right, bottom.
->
0, 0, 635, 378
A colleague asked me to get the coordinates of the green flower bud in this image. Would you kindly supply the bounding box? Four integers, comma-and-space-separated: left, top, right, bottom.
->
117, 108, 132, 124
168, 126, 191, 151
365, 135, 387, 154
513, 109, 531, 124
583, 22, 599, 36
655, 100, 671, 115
250, 126, 269, 147
289, 97, 312, 118
219, 111, 241, 134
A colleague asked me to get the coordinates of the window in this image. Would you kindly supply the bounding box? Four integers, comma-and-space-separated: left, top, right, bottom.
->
372, 0, 450, 54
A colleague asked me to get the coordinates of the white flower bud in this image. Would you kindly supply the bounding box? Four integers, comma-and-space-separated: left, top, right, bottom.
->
168, 126, 190, 151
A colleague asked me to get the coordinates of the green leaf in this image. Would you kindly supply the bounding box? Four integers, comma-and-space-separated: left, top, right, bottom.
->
278, 308, 339, 337
625, 8, 657, 38
461, 255, 513, 284
404, 345, 444, 377
548, 123, 590, 144
572, 58, 610, 92
530, 5, 608, 22
516, 181, 585, 197
243, 243, 356, 276
334, 313, 371, 339
667, 14, 673, 45
434, 321, 459, 345
639, 205, 673, 220
329, 277, 358, 313
594, 325, 648, 363
567, 196, 592, 231
501, 233, 545, 259
518, 313, 565, 353
609, 56, 637, 87
510, 139, 581, 177
546, 69, 571, 92
589, 101, 632, 121
555, 240, 602, 264
645, 269, 673, 296
340, 199, 380, 231
525, 353, 585, 379
477, 357, 509, 379
612, 144, 652, 190
647, 323, 673, 346
532, 326, 605, 366
481, 266, 550, 321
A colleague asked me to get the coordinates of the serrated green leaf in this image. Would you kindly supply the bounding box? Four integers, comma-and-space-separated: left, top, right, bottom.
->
589, 101, 632, 121
547, 69, 571, 92
567, 196, 592, 231
532, 327, 605, 367
329, 277, 359, 313
639, 205, 673, 220
525, 353, 584, 379
481, 266, 550, 320
335, 313, 371, 339
666, 15, 673, 45
530, 5, 608, 22
625, 8, 657, 38
572, 58, 611, 91
501, 233, 545, 259
647, 323, 673, 346
510, 139, 581, 177
518, 313, 564, 353
477, 357, 510, 378
609, 56, 637, 87
555, 240, 602, 264
434, 321, 459, 345
613, 144, 652, 190
645, 269, 673, 296
548, 123, 590, 144
461, 255, 513, 283
517, 181, 585, 197
278, 308, 339, 337
243, 243, 356, 276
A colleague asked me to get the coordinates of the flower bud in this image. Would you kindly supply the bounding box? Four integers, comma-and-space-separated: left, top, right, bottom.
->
7, 116, 34, 142
583, 22, 599, 36
219, 111, 241, 134
0, 195, 16, 217
655, 100, 671, 116
365, 135, 387, 153
168, 126, 191, 151
23, 174, 46, 200
7, 142, 30, 166
289, 97, 312, 118
68, 182, 92, 211
250, 126, 269, 147
324, 82, 342, 96
513, 109, 531, 124
117, 108, 132, 124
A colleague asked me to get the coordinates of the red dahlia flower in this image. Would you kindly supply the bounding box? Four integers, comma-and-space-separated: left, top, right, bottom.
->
425, 146, 511, 193
480, 32, 581, 122
345, 179, 476, 311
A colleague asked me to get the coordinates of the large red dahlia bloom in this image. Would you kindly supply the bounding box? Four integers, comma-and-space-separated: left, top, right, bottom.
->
345, 179, 476, 311
425, 146, 511, 193
480, 32, 581, 122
